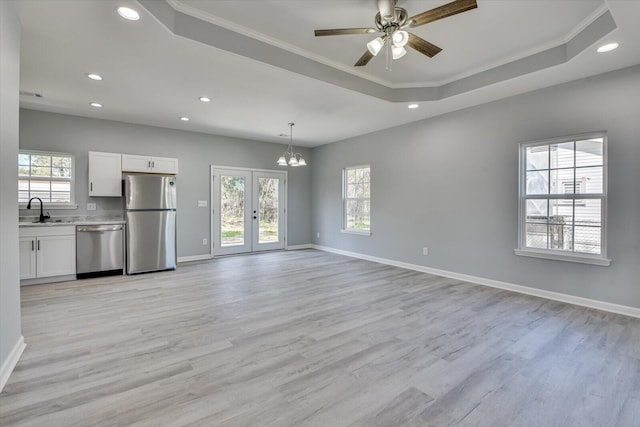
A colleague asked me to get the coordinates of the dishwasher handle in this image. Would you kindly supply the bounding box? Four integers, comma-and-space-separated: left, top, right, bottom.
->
77, 225, 123, 232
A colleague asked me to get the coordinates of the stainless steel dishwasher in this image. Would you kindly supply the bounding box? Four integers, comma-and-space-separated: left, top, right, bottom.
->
76, 224, 124, 278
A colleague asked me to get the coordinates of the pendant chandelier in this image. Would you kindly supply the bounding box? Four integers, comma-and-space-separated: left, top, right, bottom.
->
277, 122, 307, 167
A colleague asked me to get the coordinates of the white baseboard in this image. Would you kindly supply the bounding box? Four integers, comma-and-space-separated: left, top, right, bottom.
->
286, 244, 313, 250
311, 244, 640, 319
0, 336, 25, 392
20, 274, 77, 286
177, 254, 212, 263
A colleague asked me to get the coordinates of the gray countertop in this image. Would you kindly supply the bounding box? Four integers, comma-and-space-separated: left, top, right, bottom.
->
19, 219, 125, 227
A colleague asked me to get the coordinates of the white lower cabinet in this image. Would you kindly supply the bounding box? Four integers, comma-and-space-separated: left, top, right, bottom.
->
19, 226, 76, 282
19, 237, 37, 280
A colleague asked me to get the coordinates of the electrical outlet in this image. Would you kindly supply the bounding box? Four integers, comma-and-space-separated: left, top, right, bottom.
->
202, 238, 208, 246
317, 232, 320, 239
422, 247, 429, 256
87, 203, 97, 211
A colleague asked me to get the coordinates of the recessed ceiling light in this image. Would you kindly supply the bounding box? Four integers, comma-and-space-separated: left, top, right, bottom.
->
90, 102, 103, 108
87, 73, 103, 81
199, 96, 211, 103
117, 6, 140, 21
408, 104, 419, 109
597, 42, 619, 53
180, 117, 190, 121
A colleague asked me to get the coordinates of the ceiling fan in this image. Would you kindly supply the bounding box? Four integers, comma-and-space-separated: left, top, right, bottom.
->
314, 0, 477, 67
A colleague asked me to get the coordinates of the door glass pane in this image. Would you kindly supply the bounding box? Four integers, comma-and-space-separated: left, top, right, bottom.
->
221, 175, 245, 247
258, 177, 279, 244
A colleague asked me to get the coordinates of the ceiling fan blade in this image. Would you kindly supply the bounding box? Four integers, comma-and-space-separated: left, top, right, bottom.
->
409, 0, 477, 27
407, 33, 442, 58
354, 50, 374, 67
314, 28, 377, 37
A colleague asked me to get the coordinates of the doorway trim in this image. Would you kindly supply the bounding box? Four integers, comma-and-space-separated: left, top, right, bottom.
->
210, 165, 288, 257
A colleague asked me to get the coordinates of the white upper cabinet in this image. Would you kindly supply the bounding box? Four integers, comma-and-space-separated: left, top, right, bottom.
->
121, 154, 151, 173
122, 154, 178, 174
149, 156, 179, 174
89, 151, 122, 197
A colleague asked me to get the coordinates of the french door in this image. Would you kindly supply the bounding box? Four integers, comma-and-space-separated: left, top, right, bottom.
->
212, 167, 286, 256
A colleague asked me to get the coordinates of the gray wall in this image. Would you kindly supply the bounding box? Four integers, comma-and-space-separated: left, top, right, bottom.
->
1, 0, 23, 379
312, 65, 640, 309
19, 110, 312, 257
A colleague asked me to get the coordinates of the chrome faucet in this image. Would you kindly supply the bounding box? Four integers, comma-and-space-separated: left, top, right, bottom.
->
26, 197, 50, 223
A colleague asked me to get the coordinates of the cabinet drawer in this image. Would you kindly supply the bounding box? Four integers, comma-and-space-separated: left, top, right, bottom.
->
20, 225, 76, 237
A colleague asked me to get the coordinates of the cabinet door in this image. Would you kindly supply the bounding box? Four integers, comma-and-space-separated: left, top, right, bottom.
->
150, 157, 178, 174
122, 154, 151, 173
89, 151, 122, 196
37, 235, 76, 278
19, 237, 37, 280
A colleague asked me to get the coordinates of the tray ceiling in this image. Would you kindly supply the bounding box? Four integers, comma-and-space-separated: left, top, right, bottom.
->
15, 0, 640, 146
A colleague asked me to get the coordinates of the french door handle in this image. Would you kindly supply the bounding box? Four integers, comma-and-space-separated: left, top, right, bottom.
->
32, 240, 34, 251
37, 240, 40, 251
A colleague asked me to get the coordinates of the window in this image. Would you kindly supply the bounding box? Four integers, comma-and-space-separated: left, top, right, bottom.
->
516, 133, 609, 266
18, 151, 76, 208
342, 165, 370, 235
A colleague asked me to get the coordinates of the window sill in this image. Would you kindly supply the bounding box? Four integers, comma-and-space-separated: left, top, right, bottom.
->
514, 248, 611, 266
341, 229, 371, 236
19, 204, 78, 210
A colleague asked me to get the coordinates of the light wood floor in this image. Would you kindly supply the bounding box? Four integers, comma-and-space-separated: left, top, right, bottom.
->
1, 249, 639, 426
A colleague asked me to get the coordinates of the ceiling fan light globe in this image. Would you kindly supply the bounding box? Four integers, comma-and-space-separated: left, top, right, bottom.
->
277, 156, 287, 166
288, 157, 299, 166
392, 30, 409, 47
298, 158, 307, 166
392, 46, 407, 60
367, 37, 385, 56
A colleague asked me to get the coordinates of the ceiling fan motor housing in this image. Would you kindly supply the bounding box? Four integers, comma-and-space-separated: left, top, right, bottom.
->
378, 0, 397, 21
375, 7, 409, 32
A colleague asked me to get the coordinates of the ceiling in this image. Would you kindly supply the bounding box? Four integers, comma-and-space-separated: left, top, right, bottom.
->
15, 0, 640, 147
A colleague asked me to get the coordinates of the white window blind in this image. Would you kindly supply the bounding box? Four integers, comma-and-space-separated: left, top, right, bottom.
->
18, 151, 75, 207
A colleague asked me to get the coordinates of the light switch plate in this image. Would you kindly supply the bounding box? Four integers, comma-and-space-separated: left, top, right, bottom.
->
197, 200, 207, 208
87, 203, 97, 211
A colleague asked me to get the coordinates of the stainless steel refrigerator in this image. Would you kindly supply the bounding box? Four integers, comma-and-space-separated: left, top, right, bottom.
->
124, 173, 177, 274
